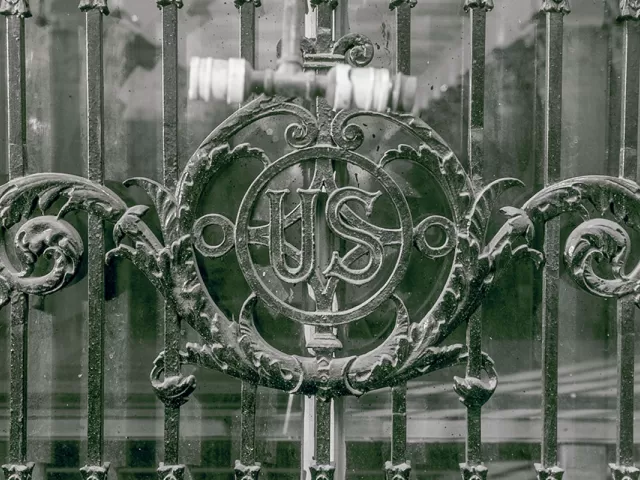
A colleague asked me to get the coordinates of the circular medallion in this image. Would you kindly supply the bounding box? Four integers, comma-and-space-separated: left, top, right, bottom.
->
235, 146, 413, 326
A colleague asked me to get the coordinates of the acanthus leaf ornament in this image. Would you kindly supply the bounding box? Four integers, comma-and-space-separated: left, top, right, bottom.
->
619, 0, 640, 19
78, 0, 109, 14
541, 0, 571, 14
453, 355, 498, 408
0, 0, 31, 17
150, 351, 197, 408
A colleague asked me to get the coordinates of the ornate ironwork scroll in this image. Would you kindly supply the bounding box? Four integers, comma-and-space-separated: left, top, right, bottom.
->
4, 46, 640, 480
0, 89, 545, 398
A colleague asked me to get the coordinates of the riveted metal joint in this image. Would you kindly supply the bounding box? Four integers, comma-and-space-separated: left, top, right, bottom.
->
535, 464, 564, 480
0, 0, 31, 17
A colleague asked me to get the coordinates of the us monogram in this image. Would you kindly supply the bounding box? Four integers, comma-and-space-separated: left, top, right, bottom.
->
230, 147, 417, 326
266, 186, 384, 286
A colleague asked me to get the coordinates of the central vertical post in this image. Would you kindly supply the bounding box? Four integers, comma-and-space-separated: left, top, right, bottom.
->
301, 2, 347, 479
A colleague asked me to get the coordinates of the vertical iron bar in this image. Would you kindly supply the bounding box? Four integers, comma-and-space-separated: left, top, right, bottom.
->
467, 7, 486, 179
613, 14, 640, 473
239, 3, 256, 67
387, 3, 412, 477
240, 382, 257, 465
461, 2, 490, 474
158, 0, 181, 466
235, 5, 261, 479
536, 5, 567, 477
391, 384, 407, 464
83, 3, 108, 467
5, 12, 28, 466
315, 400, 331, 464
395, 2, 410, 75
312, 3, 335, 472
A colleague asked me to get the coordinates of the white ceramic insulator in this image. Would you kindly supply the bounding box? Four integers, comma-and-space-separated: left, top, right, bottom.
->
199, 57, 213, 102
351, 68, 376, 111
227, 58, 248, 104
211, 59, 229, 102
372, 68, 391, 112
188, 57, 201, 100
333, 64, 353, 111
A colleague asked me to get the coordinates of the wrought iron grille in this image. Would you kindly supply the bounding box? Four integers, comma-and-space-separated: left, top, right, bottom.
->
1, 0, 640, 479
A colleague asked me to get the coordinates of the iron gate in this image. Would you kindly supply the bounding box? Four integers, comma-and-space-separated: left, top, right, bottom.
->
0, 0, 639, 479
